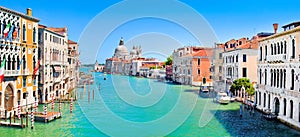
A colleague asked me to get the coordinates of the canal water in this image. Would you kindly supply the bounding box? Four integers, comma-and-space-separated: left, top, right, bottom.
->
0, 69, 300, 136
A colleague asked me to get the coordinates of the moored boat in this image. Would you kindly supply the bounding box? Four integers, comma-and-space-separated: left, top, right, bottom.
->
216, 92, 230, 104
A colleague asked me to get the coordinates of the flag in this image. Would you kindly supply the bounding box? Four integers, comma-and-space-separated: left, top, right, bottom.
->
0, 59, 6, 83
7, 25, 14, 40
3, 23, 11, 38
32, 60, 40, 79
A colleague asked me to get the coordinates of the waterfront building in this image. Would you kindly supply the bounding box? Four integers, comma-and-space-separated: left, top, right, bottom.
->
257, 22, 300, 128
221, 33, 273, 98
104, 38, 163, 77
172, 47, 213, 87
94, 60, 104, 72
38, 25, 69, 103
211, 44, 225, 92
67, 40, 79, 94
0, 7, 39, 115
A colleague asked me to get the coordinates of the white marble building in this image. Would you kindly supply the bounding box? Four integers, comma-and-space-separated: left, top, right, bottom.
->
257, 22, 300, 129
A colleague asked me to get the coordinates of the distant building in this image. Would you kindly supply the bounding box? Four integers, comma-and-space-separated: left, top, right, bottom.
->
67, 40, 80, 94
257, 22, 300, 129
104, 38, 163, 76
94, 60, 104, 72
211, 43, 225, 92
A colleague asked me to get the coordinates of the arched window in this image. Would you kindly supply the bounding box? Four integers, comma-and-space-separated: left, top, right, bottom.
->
197, 58, 200, 66
259, 69, 262, 84
277, 43, 280, 54
280, 69, 283, 88
283, 98, 287, 116
22, 24, 26, 41
284, 69, 286, 88
291, 69, 295, 90
23, 55, 26, 70
292, 39, 295, 58
263, 93, 266, 107
33, 27, 36, 43
290, 100, 293, 118
284, 41, 287, 54
271, 69, 273, 86
277, 69, 280, 88
265, 69, 267, 85
274, 69, 276, 87
271, 44, 273, 55
274, 44, 276, 55
281, 42, 283, 54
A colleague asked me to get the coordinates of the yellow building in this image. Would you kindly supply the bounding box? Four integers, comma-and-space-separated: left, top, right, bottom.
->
0, 6, 39, 115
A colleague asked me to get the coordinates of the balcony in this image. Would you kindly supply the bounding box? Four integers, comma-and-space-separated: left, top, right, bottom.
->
265, 85, 285, 94
4, 70, 21, 76
22, 69, 29, 75
266, 54, 286, 63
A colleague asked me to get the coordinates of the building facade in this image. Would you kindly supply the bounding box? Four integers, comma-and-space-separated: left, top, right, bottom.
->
172, 46, 213, 87
67, 40, 79, 95
38, 25, 69, 103
257, 22, 300, 128
211, 44, 225, 92
0, 7, 39, 115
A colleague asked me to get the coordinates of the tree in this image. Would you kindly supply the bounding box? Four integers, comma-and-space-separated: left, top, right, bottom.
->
164, 56, 172, 66
230, 78, 255, 96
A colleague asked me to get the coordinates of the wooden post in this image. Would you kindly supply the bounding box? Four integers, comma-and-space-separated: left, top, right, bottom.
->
70, 98, 73, 113
31, 108, 34, 129
26, 111, 28, 127
93, 90, 94, 100
14, 111, 16, 123
9, 112, 12, 126
5, 110, 7, 122
21, 114, 23, 128
88, 90, 90, 103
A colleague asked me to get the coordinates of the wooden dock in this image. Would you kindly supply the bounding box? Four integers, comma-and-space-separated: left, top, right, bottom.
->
35, 112, 62, 123
0, 121, 24, 128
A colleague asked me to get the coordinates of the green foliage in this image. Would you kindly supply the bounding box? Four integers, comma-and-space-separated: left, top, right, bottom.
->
164, 56, 172, 65
149, 66, 162, 69
229, 78, 255, 96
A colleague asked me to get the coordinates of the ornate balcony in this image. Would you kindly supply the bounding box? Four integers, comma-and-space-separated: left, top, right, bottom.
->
266, 54, 286, 63
4, 70, 21, 76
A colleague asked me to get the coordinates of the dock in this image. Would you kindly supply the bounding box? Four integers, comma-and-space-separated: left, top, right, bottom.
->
0, 121, 25, 128
35, 112, 62, 123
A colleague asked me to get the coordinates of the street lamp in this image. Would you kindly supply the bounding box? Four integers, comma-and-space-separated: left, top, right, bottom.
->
5, 93, 9, 122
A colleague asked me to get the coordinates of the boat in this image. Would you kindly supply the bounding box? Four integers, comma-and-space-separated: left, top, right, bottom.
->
263, 113, 277, 121
103, 72, 107, 80
216, 92, 230, 104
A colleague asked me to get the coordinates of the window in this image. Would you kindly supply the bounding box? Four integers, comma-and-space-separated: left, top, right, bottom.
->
265, 69, 267, 85
45, 33, 47, 40
281, 42, 283, 54
271, 44, 273, 55
242, 68, 247, 77
33, 27, 36, 43
197, 58, 200, 66
219, 53, 222, 59
284, 41, 287, 54
219, 66, 222, 73
291, 69, 295, 90
265, 45, 267, 60
259, 47, 262, 61
23, 77, 26, 87
198, 69, 200, 75
236, 55, 238, 62
259, 69, 262, 84
292, 39, 295, 59
23, 93, 26, 99
290, 100, 293, 118
219, 76, 222, 81
239, 41, 242, 45
243, 54, 247, 62
50, 34, 52, 42
22, 24, 26, 41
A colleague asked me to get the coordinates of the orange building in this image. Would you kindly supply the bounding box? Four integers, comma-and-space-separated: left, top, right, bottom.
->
0, 6, 39, 114
172, 46, 213, 87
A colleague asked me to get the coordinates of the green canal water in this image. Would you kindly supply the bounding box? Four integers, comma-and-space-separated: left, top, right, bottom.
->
1, 69, 300, 136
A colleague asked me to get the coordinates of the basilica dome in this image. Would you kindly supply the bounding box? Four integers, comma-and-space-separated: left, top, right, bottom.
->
114, 37, 129, 58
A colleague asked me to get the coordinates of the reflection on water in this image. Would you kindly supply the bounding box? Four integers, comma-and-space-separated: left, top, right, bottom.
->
0, 70, 299, 136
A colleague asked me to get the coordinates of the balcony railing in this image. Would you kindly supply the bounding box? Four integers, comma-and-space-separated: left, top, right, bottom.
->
265, 85, 285, 94
4, 70, 21, 76
266, 54, 286, 63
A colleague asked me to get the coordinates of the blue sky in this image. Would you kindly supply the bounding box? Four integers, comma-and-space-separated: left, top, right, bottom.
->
1, 0, 300, 64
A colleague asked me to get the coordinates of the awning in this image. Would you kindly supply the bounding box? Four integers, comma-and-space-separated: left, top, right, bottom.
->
53, 66, 62, 72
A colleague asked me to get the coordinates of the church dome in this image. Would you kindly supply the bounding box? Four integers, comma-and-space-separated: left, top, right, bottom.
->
114, 37, 129, 58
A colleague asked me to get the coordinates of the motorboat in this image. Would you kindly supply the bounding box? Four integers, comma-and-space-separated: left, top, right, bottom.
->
263, 113, 277, 121
216, 92, 230, 104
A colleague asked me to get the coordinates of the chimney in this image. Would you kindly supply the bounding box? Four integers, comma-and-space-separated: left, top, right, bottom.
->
26, 8, 32, 16
273, 23, 278, 34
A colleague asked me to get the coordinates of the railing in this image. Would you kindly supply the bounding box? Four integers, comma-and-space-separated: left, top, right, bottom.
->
22, 69, 29, 75
266, 54, 286, 63
4, 70, 21, 76
265, 85, 285, 94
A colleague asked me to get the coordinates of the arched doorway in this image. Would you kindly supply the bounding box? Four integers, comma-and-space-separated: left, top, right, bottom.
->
274, 97, 280, 115
4, 84, 14, 111
290, 100, 293, 119
283, 98, 286, 116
